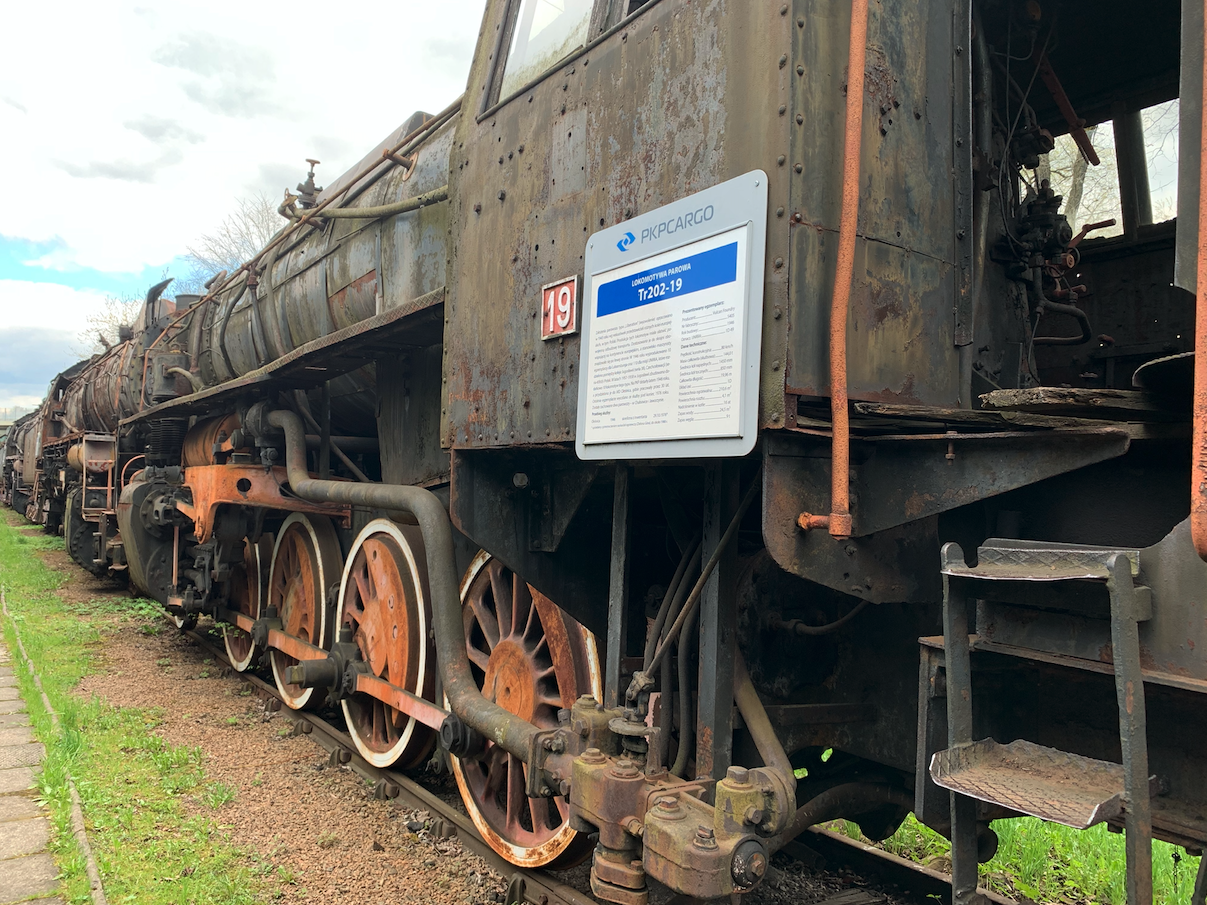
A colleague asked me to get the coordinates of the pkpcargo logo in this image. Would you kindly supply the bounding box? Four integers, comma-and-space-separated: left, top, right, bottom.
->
614, 205, 717, 253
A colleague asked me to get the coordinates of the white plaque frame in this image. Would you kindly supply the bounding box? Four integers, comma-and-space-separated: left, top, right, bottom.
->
576, 170, 768, 460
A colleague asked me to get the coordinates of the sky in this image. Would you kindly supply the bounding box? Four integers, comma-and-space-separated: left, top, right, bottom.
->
0, 0, 487, 411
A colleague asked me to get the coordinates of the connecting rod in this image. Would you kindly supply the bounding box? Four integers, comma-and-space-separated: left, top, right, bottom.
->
265, 408, 540, 761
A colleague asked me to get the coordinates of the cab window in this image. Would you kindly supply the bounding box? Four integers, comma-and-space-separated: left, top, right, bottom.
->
499, 0, 594, 99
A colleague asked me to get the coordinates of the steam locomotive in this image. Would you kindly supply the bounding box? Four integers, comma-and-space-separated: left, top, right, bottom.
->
5, 1, 1205, 903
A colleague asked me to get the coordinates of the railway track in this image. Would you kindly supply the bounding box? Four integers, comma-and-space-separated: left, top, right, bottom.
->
187, 627, 595, 905
185, 625, 1015, 905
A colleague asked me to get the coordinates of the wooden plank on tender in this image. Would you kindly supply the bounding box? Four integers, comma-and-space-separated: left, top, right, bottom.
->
979, 387, 1185, 421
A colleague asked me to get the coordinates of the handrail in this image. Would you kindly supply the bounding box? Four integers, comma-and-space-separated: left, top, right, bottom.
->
801, 0, 867, 539
1193, 14, 1207, 561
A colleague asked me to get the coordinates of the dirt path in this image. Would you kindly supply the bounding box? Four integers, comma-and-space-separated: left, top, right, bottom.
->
40, 543, 508, 905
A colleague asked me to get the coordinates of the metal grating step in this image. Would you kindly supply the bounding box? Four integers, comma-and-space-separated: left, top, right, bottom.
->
941, 538, 1141, 582
930, 739, 1127, 829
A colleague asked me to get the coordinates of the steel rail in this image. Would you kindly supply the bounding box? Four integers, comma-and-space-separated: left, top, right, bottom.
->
187, 625, 1020, 905
188, 628, 595, 905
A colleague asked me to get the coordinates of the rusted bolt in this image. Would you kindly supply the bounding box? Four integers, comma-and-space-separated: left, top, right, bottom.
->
957, 228, 966, 239
793, 211, 803, 222
694, 825, 718, 850
498, 190, 507, 201
612, 758, 639, 778
582, 747, 606, 764
777, 155, 785, 166
338, 749, 352, 764
744, 806, 765, 825
796, 113, 804, 125
778, 104, 786, 115
772, 360, 781, 371
625, 818, 645, 837
798, 16, 805, 26
559, 780, 572, 796
774, 257, 784, 269
655, 796, 679, 812
779, 54, 788, 68
776, 207, 785, 218
780, 4, 788, 14
518, 144, 525, 153
796, 64, 804, 75
773, 306, 782, 319
726, 766, 750, 784
473, 203, 482, 214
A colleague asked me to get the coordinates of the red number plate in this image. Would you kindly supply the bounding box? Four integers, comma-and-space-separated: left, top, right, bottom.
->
541, 276, 579, 340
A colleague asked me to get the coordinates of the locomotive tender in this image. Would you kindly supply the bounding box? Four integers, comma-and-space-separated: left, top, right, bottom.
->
4, 1, 1206, 902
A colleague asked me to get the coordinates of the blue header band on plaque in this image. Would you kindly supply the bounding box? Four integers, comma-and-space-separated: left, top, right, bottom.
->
595, 242, 738, 317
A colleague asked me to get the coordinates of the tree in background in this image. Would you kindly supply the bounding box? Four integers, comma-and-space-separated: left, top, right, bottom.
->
76, 294, 144, 357
176, 192, 281, 294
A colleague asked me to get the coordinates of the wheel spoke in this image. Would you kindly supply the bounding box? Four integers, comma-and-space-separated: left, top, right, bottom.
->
469, 597, 500, 649
468, 644, 491, 672
489, 561, 513, 637
505, 754, 525, 829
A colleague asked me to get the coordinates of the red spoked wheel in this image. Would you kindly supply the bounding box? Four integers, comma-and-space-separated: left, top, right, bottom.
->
267, 513, 342, 710
449, 551, 601, 869
223, 534, 273, 672
336, 519, 437, 769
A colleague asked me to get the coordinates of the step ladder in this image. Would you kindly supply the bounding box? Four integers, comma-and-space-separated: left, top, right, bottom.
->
932, 540, 1153, 905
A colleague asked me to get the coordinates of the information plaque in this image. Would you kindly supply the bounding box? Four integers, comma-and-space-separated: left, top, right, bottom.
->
576, 171, 767, 460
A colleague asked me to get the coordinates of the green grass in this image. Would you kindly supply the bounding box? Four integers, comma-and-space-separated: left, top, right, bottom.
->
839, 813, 1202, 904
0, 515, 264, 904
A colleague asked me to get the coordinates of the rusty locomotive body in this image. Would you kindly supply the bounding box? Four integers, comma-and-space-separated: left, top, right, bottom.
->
5, 1, 1206, 902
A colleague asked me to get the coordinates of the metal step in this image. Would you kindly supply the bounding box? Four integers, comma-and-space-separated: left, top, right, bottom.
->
942, 538, 1141, 582
930, 739, 1127, 829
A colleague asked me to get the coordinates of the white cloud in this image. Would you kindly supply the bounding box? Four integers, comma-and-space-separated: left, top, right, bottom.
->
0, 0, 487, 279
0, 280, 109, 333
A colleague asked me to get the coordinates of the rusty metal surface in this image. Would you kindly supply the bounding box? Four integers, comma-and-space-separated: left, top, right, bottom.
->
122, 288, 445, 427
787, 0, 959, 407
191, 115, 457, 436
174, 464, 351, 544
931, 738, 1126, 829
444, 0, 791, 449
763, 425, 1130, 570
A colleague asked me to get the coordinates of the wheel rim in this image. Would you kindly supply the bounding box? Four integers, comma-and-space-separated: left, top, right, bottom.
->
337, 519, 436, 768
223, 535, 272, 672
449, 551, 600, 869
268, 513, 342, 710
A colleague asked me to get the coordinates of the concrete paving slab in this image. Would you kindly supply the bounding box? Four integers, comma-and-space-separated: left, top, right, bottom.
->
0, 796, 40, 822
0, 716, 28, 730
0, 745, 42, 770
0, 689, 20, 702
0, 728, 33, 747
0, 852, 58, 902
0, 768, 36, 794
0, 668, 13, 677
0, 702, 25, 716
0, 678, 17, 689
0, 817, 49, 860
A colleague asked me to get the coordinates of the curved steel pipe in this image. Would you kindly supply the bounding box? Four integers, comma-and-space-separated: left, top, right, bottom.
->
773, 782, 913, 851
733, 652, 796, 801
283, 186, 449, 223
266, 408, 541, 760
